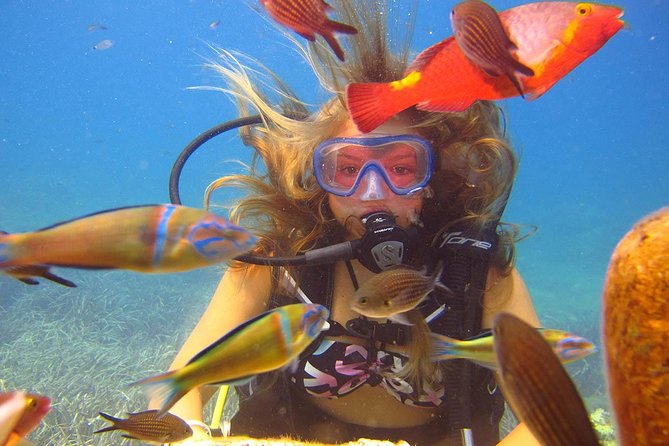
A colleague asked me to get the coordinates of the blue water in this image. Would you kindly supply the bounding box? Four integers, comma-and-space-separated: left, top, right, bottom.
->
0, 0, 667, 444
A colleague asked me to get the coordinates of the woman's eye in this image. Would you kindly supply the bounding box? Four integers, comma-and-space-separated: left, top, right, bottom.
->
392, 166, 413, 175
340, 166, 359, 176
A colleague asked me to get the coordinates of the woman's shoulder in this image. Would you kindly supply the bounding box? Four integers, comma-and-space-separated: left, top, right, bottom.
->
481, 267, 540, 328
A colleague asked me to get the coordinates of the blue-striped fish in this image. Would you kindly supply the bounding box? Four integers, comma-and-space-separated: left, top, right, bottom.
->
431, 327, 595, 370
451, 0, 534, 96
134, 303, 330, 415
0, 205, 256, 286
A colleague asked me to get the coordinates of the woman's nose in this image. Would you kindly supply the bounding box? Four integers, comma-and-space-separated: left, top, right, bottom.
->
357, 169, 389, 201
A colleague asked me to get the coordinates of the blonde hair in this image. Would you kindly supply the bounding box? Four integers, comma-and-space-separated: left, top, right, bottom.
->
204, 0, 518, 386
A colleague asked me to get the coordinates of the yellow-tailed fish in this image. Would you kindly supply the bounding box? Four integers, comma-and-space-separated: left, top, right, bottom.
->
351, 262, 451, 325
431, 327, 595, 370
94, 410, 192, 443
492, 312, 599, 446
0, 205, 256, 287
451, 0, 534, 96
134, 303, 330, 415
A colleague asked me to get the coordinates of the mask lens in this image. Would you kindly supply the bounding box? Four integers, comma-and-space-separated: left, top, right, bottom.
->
314, 135, 432, 196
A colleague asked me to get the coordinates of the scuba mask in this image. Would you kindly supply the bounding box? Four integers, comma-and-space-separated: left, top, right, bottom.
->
168, 115, 418, 272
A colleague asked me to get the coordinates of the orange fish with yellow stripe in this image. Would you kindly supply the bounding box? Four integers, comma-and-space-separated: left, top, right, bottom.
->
346, 2, 624, 132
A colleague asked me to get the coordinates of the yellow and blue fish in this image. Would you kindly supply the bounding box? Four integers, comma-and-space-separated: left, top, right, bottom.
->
134, 303, 330, 415
431, 327, 595, 370
0, 204, 256, 286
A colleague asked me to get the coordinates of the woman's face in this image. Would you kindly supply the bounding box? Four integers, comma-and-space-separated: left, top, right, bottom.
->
326, 117, 425, 239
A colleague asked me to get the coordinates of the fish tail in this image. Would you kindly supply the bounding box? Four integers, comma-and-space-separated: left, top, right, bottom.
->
321, 31, 346, 61
346, 82, 415, 133
430, 333, 462, 361
432, 261, 453, 297
0, 231, 16, 268
94, 412, 122, 434
4, 265, 77, 288
131, 370, 188, 416
321, 18, 357, 61
327, 20, 358, 36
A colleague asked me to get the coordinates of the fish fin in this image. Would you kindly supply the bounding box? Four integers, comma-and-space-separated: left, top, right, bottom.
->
34, 205, 162, 232
94, 412, 121, 434
327, 19, 357, 35
434, 283, 453, 297
524, 83, 551, 101
406, 38, 454, 74
18, 278, 39, 285
5, 266, 77, 288
296, 31, 316, 41
507, 74, 526, 98
416, 98, 475, 113
510, 58, 534, 78
493, 312, 600, 446
187, 310, 274, 364
389, 313, 414, 326
320, 31, 345, 61
429, 333, 461, 361
131, 370, 187, 416
121, 434, 140, 440
346, 82, 413, 132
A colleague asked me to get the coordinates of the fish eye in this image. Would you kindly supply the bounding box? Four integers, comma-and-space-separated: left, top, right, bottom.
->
358, 297, 368, 305
383, 300, 391, 307
576, 3, 592, 15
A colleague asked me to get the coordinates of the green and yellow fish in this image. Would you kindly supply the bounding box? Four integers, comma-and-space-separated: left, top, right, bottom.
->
351, 262, 451, 325
0, 204, 256, 286
135, 303, 330, 415
95, 410, 192, 444
431, 327, 595, 370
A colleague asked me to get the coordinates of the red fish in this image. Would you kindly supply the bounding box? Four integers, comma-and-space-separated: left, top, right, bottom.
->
0, 205, 256, 286
259, 0, 357, 61
346, 2, 624, 132
0, 392, 51, 446
451, 0, 534, 96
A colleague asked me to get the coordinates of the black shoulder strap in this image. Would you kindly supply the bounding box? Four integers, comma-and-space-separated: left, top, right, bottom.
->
428, 224, 504, 441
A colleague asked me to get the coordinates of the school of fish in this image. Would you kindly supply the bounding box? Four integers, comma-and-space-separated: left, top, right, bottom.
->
134, 303, 330, 415
0, 204, 256, 287
346, 1, 625, 132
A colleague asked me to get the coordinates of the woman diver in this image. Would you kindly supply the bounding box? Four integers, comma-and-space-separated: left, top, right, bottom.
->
156, 1, 541, 445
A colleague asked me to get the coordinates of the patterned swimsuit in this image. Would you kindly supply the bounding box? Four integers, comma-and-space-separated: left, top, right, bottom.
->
289, 335, 447, 408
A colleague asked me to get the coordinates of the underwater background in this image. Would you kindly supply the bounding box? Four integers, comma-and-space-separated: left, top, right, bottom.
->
0, 0, 667, 444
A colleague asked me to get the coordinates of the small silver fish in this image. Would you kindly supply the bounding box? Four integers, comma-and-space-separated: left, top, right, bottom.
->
351, 262, 451, 325
87, 23, 109, 33
92, 39, 114, 51
209, 19, 221, 30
